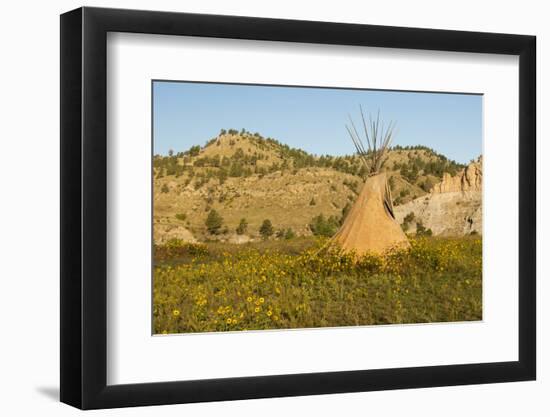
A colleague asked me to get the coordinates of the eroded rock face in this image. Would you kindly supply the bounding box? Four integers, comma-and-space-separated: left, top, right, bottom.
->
394, 158, 482, 236
431, 157, 482, 194
394, 191, 482, 236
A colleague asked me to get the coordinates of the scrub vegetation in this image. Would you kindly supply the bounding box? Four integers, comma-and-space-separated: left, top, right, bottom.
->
153, 236, 482, 334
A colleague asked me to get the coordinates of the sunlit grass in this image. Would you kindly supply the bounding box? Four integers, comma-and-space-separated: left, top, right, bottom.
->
153, 236, 482, 334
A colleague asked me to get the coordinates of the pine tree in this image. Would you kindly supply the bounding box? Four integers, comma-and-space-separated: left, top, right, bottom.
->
259, 219, 274, 239
205, 209, 223, 234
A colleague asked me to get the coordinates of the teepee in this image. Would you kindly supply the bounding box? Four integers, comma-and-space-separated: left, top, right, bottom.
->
331, 107, 409, 255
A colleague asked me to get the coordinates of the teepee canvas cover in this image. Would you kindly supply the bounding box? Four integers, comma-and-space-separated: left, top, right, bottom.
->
331, 108, 409, 255
332, 172, 409, 255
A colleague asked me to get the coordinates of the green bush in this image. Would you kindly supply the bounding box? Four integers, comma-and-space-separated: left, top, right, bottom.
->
416, 221, 433, 236
187, 145, 200, 156
236, 218, 248, 235
284, 228, 296, 240
205, 209, 224, 234
404, 212, 415, 223
153, 240, 208, 262
340, 203, 352, 225
259, 219, 274, 239
309, 214, 339, 237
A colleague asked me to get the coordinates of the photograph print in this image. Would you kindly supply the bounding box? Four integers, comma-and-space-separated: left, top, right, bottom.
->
152, 81, 482, 335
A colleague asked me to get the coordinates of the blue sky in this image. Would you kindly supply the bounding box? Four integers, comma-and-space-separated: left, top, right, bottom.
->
153, 81, 482, 164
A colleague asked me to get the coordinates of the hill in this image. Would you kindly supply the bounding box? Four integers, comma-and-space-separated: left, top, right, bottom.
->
153, 130, 470, 243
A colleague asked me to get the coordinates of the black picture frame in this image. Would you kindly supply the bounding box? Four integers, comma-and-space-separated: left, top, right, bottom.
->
60, 6, 536, 410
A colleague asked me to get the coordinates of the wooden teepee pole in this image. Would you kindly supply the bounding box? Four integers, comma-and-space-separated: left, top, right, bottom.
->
347, 107, 397, 175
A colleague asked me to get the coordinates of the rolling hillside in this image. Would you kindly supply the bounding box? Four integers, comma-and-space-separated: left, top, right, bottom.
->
153, 130, 474, 243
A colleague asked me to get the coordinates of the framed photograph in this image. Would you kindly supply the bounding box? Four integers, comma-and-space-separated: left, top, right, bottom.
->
60, 6, 536, 409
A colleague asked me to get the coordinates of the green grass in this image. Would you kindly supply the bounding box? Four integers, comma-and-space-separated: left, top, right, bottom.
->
153, 236, 482, 334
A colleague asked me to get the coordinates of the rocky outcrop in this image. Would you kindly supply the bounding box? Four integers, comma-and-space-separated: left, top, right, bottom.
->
394, 191, 482, 236
227, 234, 254, 244
394, 158, 482, 236
153, 225, 197, 244
431, 157, 482, 194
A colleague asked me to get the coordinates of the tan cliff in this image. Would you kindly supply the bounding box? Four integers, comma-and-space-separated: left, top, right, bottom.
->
394, 158, 482, 236
431, 157, 482, 194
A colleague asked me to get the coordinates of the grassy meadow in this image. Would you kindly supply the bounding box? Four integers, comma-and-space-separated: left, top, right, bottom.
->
153, 236, 482, 334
